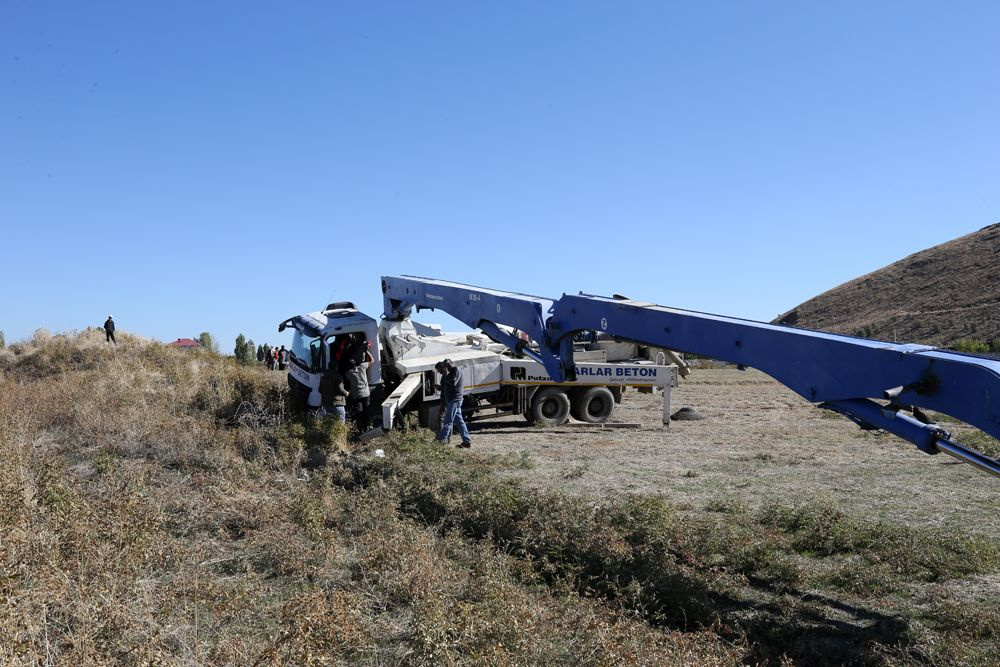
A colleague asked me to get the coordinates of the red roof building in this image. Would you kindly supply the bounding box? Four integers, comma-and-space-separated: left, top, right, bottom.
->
167, 338, 202, 349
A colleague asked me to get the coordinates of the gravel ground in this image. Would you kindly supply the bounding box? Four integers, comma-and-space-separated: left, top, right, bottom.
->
466, 368, 1000, 539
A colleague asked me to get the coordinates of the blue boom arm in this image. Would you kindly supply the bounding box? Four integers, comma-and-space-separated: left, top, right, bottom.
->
382, 276, 1000, 477
381, 275, 571, 368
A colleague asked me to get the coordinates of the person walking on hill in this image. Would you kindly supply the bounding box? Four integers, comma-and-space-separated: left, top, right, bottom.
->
278, 345, 288, 371
436, 359, 471, 448
104, 315, 116, 345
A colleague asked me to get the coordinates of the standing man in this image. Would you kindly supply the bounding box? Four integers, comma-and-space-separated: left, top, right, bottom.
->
345, 347, 374, 434
436, 359, 471, 448
104, 315, 116, 345
278, 345, 289, 371
319, 363, 350, 422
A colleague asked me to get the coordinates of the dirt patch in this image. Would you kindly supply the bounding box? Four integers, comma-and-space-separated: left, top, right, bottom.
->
468, 368, 1000, 539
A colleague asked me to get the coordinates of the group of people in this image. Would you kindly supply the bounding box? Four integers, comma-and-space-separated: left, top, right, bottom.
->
318, 333, 375, 434
293, 330, 473, 448
265, 345, 288, 371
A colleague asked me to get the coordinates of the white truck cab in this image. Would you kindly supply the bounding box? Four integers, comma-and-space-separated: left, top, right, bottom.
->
278, 302, 382, 409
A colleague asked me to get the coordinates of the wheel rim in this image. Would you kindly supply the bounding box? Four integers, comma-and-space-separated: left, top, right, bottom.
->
589, 397, 608, 418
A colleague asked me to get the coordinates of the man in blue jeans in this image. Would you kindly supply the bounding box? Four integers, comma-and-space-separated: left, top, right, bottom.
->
436, 359, 472, 448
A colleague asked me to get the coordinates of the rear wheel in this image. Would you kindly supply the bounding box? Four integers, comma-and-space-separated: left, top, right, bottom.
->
529, 388, 571, 426
462, 395, 479, 421
570, 386, 615, 423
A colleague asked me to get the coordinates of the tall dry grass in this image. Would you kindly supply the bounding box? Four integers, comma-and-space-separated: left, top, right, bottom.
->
3, 331, 997, 665
349, 434, 999, 666
1, 332, 742, 665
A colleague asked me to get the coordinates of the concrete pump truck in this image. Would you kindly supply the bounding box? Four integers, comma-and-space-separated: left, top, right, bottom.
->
279, 275, 1000, 478
278, 284, 682, 433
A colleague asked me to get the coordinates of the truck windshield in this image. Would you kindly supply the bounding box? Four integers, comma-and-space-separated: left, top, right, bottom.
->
290, 330, 322, 372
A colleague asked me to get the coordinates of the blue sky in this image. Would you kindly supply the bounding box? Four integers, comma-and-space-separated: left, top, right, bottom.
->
2, 2, 998, 352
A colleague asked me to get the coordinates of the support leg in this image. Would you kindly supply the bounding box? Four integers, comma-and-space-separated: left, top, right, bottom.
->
662, 385, 671, 427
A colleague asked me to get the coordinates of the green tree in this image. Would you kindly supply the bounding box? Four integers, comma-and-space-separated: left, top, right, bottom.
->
235, 334, 248, 362
197, 332, 219, 354
246, 339, 257, 365
0, 330, 5, 349
257, 344, 265, 363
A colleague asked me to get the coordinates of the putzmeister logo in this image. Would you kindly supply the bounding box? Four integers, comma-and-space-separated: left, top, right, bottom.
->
510, 367, 526, 381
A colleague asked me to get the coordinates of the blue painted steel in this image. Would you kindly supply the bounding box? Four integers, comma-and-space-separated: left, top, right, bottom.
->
382, 275, 575, 375
547, 294, 1000, 447
822, 399, 947, 454
381, 275, 1000, 475
382, 274, 552, 346
825, 399, 1000, 476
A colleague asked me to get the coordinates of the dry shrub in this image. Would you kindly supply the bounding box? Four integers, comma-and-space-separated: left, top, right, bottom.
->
3, 328, 125, 379
259, 589, 376, 664
758, 495, 998, 583
927, 598, 1000, 640
958, 428, 1000, 458
361, 435, 746, 626
1, 448, 177, 664
273, 417, 349, 470
0, 332, 310, 664
345, 430, 1000, 665
7, 332, 994, 665
884, 580, 1000, 664
329, 481, 743, 666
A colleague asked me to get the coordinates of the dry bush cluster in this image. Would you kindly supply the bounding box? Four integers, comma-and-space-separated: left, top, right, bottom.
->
2, 332, 997, 665
351, 436, 999, 666
0, 332, 739, 665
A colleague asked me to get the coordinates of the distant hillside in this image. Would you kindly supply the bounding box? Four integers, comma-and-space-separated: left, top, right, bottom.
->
775, 222, 1000, 347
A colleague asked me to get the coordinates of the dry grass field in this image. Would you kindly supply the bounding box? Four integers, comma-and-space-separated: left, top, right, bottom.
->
473, 368, 999, 534
2, 332, 998, 665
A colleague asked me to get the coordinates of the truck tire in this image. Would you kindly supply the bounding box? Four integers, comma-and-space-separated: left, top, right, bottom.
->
462, 395, 479, 421
570, 386, 615, 423
530, 388, 570, 426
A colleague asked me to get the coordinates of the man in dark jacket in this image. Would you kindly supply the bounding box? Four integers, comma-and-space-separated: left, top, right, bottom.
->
104, 315, 116, 344
436, 359, 471, 448
345, 348, 375, 434
319, 364, 350, 422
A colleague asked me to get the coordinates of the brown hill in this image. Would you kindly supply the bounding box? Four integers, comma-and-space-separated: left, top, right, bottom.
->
774, 222, 1000, 347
